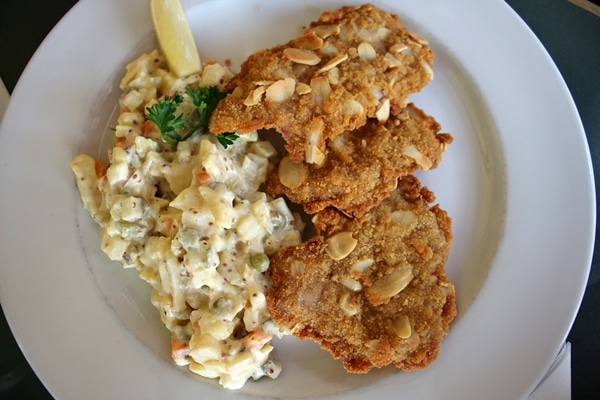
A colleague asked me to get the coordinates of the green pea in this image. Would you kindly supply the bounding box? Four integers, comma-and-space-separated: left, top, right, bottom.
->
270, 210, 286, 231
250, 253, 270, 272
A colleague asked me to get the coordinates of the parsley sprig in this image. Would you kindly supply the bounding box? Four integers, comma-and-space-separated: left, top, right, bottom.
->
146, 92, 186, 145
146, 86, 238, 148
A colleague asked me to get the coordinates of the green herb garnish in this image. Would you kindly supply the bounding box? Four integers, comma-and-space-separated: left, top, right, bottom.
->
216, 132, 239, 148
146, 86, 238, 147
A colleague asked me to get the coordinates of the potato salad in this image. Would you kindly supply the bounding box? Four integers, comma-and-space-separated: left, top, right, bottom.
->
70, 50, 303, 389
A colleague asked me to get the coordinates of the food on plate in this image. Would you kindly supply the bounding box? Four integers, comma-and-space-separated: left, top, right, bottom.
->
70, 0, 457, 390
265, 103, 453, 218
70, 50, 304, 389
208, 3, 435, 164
266, 176, 456, 373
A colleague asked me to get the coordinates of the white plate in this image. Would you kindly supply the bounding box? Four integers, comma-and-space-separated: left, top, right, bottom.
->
0, 0, 594, 399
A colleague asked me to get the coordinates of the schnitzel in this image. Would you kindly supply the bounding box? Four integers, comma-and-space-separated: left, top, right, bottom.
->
209, 4, 435, 164
267, 176, 456, 373
265, 103, 452, 218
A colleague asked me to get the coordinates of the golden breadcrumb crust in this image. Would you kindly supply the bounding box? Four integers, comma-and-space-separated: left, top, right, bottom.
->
266, 103, 453, 218
209, 4, 435, 163
267, 176, 456, 373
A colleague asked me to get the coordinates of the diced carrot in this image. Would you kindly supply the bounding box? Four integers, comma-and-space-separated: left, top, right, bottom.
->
118, 98, 129, 113
163, 217, 174, 232
114, 136, 127, 148
171, 335, 190, 365
94, 160, 107, 178
142, 119, 157, 137
242, 330, 272, 351
194, 168, 212, 185
171, 335, 188, 352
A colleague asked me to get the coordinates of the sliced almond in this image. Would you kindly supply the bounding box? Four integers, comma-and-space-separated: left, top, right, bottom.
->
393, 315, 412, 339
310, 76, 331, 110
231, 86, 244, 98
339, 292, 360, 316
357, 42, 377, 62
420, 59, 434, 80
391, 210, 417, 227
389, 43, 409, 54
366, 265, 413, 305
384, 52, 403, 68
355, 28, 379, 42
408, 31, 429, 45
309, 24, 340, 39
340, 277, 362, 292
265, 78, 296, 103
296, 82, 312, 95
306, 146, 325, 166
254, 80, 274, 86
244, 86, 266, 106
278, 155, 306, 188
319, 42, 339, 56
283, 48, 321, 66
306, 118, 324, 146
403, 145, 433, 170
296, 32, 324, 50
375, 99, 390, 122
327, 67, 340, 85
343, 99, 364, 116
318, 53, 348, 73
325, 231, 357, 261
305, 118, 325, 165
377, 27, 392, 40
350, 259, 374, 275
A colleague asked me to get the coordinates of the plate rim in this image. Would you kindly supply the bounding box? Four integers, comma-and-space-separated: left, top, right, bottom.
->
0, 0, 595, 399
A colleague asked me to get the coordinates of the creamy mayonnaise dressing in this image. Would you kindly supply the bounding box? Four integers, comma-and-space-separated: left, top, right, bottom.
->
71, 50, 302, 389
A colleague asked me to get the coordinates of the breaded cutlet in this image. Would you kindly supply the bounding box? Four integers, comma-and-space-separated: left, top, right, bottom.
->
209, 3, 435, 164
266, 176, 456, 373
265, 103, 452, 218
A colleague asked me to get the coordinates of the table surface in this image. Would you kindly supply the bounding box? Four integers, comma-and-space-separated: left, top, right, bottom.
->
0, 0, 598, 398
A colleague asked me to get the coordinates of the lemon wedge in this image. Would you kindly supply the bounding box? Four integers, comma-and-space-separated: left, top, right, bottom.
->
150, 0, 202, 77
